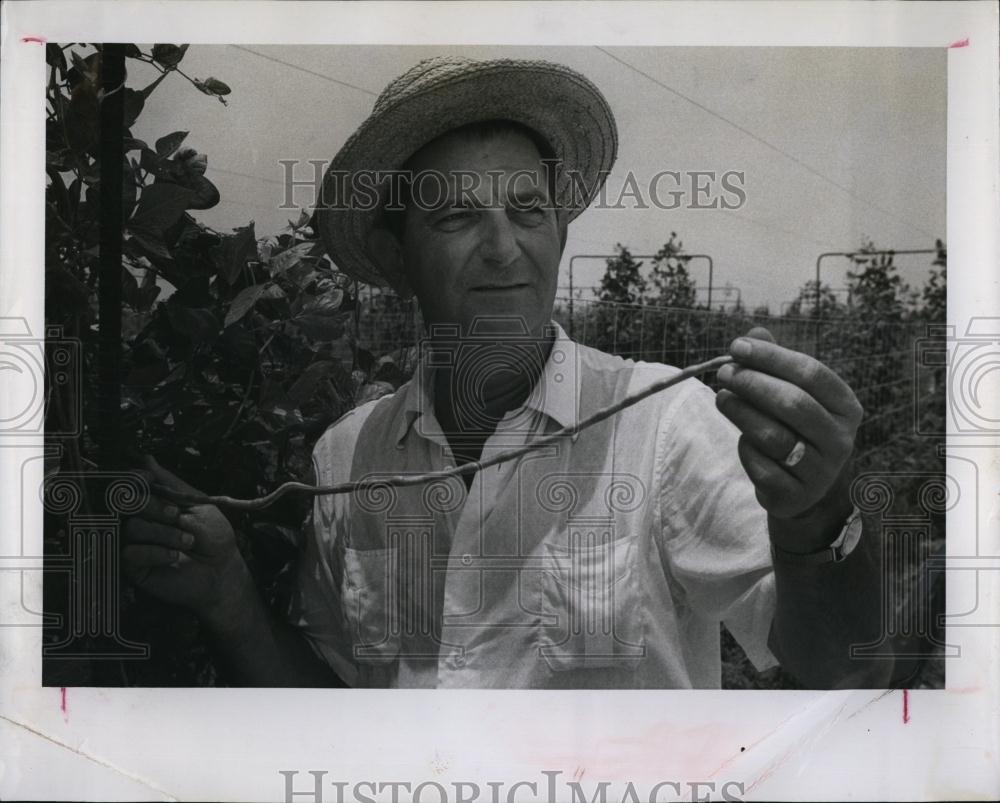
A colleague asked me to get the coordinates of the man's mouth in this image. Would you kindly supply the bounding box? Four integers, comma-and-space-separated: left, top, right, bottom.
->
470, 283, 531, 292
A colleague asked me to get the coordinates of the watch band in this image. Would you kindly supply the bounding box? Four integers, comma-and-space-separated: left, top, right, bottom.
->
770, 506, 864, 565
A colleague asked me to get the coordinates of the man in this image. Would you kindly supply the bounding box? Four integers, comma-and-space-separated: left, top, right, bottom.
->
124, 56, 892, 688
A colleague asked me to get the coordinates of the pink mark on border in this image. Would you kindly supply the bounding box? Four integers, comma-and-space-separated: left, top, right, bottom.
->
902, 689, 910, 723
949, 38, 970, 49
21, 35, 47, 44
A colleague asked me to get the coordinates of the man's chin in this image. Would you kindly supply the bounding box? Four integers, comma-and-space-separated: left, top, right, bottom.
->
459, 308, 549, 338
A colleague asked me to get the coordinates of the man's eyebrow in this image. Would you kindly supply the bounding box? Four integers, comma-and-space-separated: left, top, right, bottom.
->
423, 193, 484, 215
419, 183, 550, 216
509, 186, 550, 207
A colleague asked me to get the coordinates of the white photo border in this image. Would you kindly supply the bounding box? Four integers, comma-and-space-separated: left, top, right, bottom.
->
1, 2, 997, 801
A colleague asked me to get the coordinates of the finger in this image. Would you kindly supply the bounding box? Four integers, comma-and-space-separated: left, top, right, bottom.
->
716, 364, 843, 450
728, 337, 861, 419
121, 468, 188, 523
122, 544, 190, 569
123, 517, 195, 550
173, 508, 223, 541
745, 326, 776, 344
142, 455, 201, 495
130, 492, 186, 527
737, 437, 803, 513
715, 388, 801, 463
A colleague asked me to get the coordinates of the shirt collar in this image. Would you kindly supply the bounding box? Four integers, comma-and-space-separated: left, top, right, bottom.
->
394, 320, 579, 446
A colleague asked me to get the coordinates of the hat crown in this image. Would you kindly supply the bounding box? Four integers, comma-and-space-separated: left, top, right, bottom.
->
373, 55, 476, 115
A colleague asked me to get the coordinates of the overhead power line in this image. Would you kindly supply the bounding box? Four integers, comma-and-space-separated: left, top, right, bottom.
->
210, 165, 285, 185
229, 45, 378, 96
595, 46, 937, 241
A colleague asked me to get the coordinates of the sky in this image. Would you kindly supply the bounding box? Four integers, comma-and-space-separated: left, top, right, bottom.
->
131, 45, 946, 311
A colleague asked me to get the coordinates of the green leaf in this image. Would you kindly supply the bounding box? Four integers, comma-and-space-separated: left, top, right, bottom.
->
292, 312, 350, 342
139, 147, 162, 175
129, 182, 197, 233
69, 49, 90, 78
46, 44, 67, 72
151, 43, 189, 68
139, 71, 169, 100
224, 283, 278, 328
166, 303, 218, 344
201, 77, 231, 96
126, 227, 174, 261
155, 130, 189, 159
121, 264, 161, 312
217, 223, 257, 284
123, 88, 146, 128
218, 326, 258, 367
268, 240, 323, 277
64, 84, 99, 155
124, 43, 143, 59
122, 156, 138, 220
177, 174, 220, 211
191, 78, 230, 104
124, 137, 148, 152
262, 402, 304, 431
285, 360, 336, 406
289, 209, 311, 230
301, 288, 344, 315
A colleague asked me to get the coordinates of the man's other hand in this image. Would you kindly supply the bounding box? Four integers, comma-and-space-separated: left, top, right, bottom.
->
123, 456, 249, 622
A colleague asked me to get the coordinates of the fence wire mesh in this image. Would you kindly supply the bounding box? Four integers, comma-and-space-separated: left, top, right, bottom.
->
351, 290, 939, 467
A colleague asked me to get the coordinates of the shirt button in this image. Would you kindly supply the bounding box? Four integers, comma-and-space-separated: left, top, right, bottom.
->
453, 655, 466, 668
461, 553, 472, 566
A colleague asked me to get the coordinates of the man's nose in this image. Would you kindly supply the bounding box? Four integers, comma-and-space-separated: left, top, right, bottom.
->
479, 209, 521, 268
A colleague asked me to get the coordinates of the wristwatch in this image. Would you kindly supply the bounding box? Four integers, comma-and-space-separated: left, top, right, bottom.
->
770, 506, 864, 566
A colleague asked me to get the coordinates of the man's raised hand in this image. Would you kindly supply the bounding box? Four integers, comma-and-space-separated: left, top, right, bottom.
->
714, 327, 862, 544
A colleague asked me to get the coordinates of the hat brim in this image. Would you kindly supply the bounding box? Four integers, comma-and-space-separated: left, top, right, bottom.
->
313, 59, 618, 291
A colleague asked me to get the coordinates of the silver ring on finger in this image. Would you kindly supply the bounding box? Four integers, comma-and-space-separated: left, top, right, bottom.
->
783, 439, 807, 468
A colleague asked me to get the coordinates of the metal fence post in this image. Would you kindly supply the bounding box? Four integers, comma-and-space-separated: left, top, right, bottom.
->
814, 248, 938, 360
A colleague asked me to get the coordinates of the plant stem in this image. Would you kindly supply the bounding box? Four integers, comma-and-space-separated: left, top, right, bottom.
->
152, 354, 734, 512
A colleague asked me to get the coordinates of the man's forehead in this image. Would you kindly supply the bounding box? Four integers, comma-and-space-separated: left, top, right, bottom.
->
404, 124, 547, 171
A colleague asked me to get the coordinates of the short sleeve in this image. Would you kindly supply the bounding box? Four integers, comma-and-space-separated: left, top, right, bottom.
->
285, 423, 359, 686
655, 380, 778, 672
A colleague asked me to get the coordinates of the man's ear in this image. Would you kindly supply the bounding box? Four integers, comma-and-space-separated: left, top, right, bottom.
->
366, 226, 413, 297
556, 208, 570, 254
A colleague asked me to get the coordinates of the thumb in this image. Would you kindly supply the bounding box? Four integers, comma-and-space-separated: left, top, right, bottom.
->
744, 326, 776, 344
141, 455, 200, 495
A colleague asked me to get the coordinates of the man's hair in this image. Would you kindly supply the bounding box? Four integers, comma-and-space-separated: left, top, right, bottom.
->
380, 119, 561, 240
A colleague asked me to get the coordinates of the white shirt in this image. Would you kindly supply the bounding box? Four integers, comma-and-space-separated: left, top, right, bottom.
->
288, 322, 777, 687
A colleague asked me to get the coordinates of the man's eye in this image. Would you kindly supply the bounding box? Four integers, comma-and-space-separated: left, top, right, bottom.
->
512, 206, 546, 224
435, 210, 476, 229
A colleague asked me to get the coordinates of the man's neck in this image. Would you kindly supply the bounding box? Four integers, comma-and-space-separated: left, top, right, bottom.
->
430, 328, 555, 467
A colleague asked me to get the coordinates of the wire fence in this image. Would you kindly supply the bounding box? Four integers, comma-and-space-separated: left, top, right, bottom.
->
550, 298, 934, 466
350, 290, 939, 467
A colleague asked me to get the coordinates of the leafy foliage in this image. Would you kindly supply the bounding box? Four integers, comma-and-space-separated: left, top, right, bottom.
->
588, 237, 706, 362
44, 44, 408, 686
785, 279, 842, 318
595, 243, 647, 305
647, 234, 697, 308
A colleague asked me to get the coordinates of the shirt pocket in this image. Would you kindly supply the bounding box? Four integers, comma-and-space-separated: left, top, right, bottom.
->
538, 530, 646, 672
340, 546, 401, 665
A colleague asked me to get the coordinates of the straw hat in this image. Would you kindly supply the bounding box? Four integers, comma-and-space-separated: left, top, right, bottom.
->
313, 56, 618, 292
